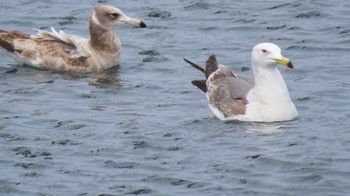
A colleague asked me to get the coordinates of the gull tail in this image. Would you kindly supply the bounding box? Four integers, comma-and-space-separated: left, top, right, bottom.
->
191, 80, 207, 93
183, 58, 205, 74
205, 54, 219, 79
184, 57, 207, 93
184, 54, 220, 93
0, 29, 31, 53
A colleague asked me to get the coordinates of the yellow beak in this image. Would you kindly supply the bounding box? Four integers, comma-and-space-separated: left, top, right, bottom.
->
274, 56, 294, 69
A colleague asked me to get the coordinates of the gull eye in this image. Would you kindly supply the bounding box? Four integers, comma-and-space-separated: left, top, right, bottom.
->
110, 13, 120, 18
262, 49, 267, 53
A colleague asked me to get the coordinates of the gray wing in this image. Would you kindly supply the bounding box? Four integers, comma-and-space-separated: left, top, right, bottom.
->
185, 54, 254, 117
226, 75, 254, 104
207, 64, 254, 117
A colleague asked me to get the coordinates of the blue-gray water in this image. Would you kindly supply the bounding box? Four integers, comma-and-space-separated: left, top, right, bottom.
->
1, 0, 350, 195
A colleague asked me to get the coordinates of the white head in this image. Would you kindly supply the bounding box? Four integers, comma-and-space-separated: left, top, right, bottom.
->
251, 42, 293, 69
91, 5, 146, 31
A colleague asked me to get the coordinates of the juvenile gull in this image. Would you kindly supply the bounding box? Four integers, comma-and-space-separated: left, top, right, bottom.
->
0, 5, 146, 72
184, 43, 298, 122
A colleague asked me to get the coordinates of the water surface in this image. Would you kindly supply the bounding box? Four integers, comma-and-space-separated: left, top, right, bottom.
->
1, 0, 350, 195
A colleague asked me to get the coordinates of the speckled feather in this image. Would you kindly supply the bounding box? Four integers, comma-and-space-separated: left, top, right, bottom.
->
0, 5, 146, 72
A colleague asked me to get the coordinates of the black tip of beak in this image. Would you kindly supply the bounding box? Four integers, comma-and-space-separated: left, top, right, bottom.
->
140, 21, 147, 28
287, 60, 294, 69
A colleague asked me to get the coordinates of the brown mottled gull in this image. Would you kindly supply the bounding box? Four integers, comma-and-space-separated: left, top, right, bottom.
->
0, 5, 146, 72
184, 43, 298, 122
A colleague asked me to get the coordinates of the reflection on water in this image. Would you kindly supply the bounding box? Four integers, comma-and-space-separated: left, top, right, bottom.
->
88, 66, 121, 89
246, 123, 283, 134
3, 64, 122, 89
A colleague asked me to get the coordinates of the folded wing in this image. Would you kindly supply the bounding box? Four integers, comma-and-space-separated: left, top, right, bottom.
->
35, 27, 91, 58
185, 54, 254, 119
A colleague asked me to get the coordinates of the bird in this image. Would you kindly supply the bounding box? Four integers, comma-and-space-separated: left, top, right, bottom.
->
0, 5, 146, 72
184, 43, 298, 122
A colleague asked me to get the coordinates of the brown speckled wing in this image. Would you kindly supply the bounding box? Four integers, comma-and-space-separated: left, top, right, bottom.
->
186, 54, 253, 117
0, 30, 30, 52
207, 74, 246, 116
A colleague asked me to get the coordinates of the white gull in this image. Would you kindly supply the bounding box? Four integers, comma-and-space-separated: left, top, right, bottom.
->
184, 43, 298, 122
0, 5, 146, 72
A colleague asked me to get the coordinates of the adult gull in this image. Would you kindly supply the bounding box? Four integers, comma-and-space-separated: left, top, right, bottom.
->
184, 43, 298, 122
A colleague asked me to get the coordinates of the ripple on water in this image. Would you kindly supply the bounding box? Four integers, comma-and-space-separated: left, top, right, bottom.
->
1, 0, 350, 195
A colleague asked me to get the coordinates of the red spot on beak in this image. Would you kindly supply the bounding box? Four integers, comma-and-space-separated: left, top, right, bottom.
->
287, 60, 294, 69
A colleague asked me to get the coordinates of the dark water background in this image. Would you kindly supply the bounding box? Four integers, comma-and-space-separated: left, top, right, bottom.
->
1, 0, 350, 195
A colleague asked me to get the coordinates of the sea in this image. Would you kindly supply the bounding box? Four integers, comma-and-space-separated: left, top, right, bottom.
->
0, 0, 350, 195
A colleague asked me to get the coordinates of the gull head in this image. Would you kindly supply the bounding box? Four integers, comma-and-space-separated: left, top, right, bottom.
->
252, 43, 293, 69
92, 5, 146, 31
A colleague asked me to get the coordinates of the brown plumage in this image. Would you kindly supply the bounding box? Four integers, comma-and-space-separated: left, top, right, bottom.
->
0, 30, 30, 52
0, 5, 146, 72
184, 55, 254, 117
